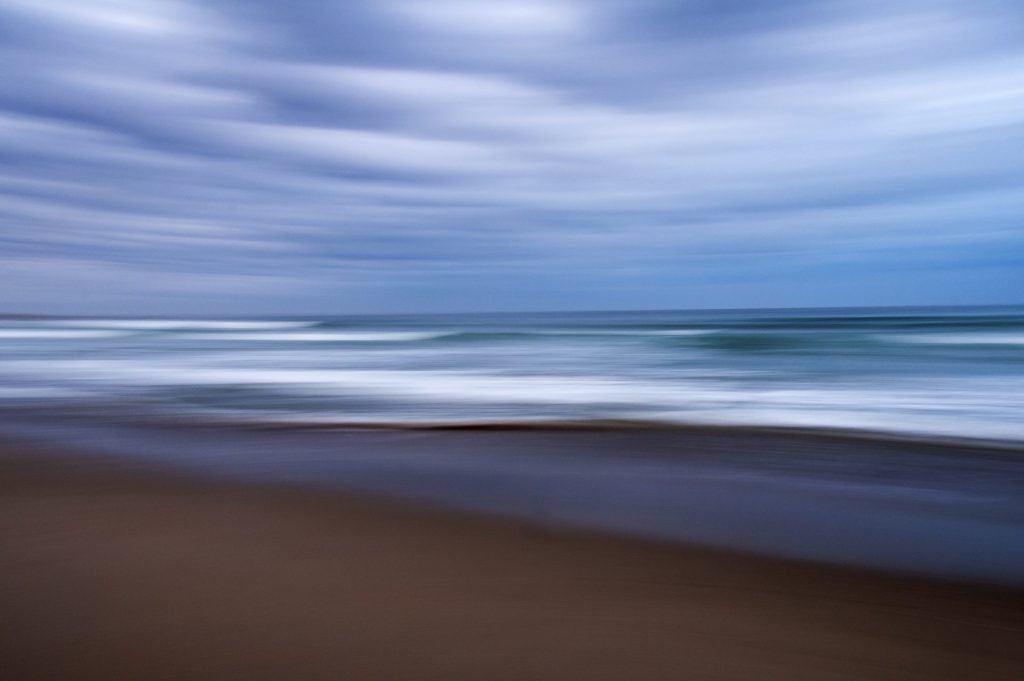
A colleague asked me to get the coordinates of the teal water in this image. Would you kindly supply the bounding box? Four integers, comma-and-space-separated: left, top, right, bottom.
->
1, 306, 1022, 442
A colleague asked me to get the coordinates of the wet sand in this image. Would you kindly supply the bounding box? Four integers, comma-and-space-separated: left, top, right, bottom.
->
1, 440, 1022, 680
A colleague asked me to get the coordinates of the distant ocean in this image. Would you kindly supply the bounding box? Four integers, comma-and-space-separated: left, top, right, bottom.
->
1, 306, 1023, 444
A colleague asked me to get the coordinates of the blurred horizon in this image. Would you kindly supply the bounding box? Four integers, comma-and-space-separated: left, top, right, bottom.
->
2, 301, 1024, 321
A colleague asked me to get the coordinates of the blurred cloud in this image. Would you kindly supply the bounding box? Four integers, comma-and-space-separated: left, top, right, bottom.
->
0, 0, 1021, 314
391, 0, 587, 37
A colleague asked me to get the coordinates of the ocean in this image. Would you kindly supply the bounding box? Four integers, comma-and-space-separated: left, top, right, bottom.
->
2, 305, 1024, 583
1, 305, 1022, 443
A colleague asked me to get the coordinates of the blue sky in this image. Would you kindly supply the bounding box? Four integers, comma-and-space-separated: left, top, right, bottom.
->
0, 0, 1022, 314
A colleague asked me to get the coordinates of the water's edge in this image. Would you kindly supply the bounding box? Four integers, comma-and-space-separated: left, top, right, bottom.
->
2, 409, 1022, 587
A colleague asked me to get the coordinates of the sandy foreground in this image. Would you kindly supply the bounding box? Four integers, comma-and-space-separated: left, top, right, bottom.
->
1, 440, 1021, 681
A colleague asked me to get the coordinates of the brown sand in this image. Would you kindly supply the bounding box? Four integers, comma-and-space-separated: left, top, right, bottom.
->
1, 440, 1021, 680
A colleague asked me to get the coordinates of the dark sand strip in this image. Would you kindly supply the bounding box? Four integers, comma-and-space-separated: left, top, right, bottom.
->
1, 441, 1021, 680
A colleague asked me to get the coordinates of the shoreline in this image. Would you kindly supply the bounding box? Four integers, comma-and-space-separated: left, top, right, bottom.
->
6, 402, 1024, 452
1, 416, 1023, 587
239, 418, 1024, 452
2, 439, 1022, 680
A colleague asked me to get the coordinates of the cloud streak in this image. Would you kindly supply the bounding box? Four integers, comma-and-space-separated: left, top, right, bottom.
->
0, 0, 1022, 313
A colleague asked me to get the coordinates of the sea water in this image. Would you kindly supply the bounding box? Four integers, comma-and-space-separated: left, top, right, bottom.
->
1, 305, 1022, 443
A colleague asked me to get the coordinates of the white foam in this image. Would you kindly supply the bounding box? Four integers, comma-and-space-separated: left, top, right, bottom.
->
0, 385, 98, 399
6, 357, 1023, 443
182, 331, 447, 342
884, 333, 1024, 346
0, 329, 129, 339
6, 360, 685, 404
44, 320, 317, 331
666, 406, 1024, 443
534, 329, 715, 337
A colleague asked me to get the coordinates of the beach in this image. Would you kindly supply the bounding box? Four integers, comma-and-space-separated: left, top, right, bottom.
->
2, 438, 1022, 681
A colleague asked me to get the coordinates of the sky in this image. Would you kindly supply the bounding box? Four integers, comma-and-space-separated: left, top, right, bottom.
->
0, 0, 1022, 315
